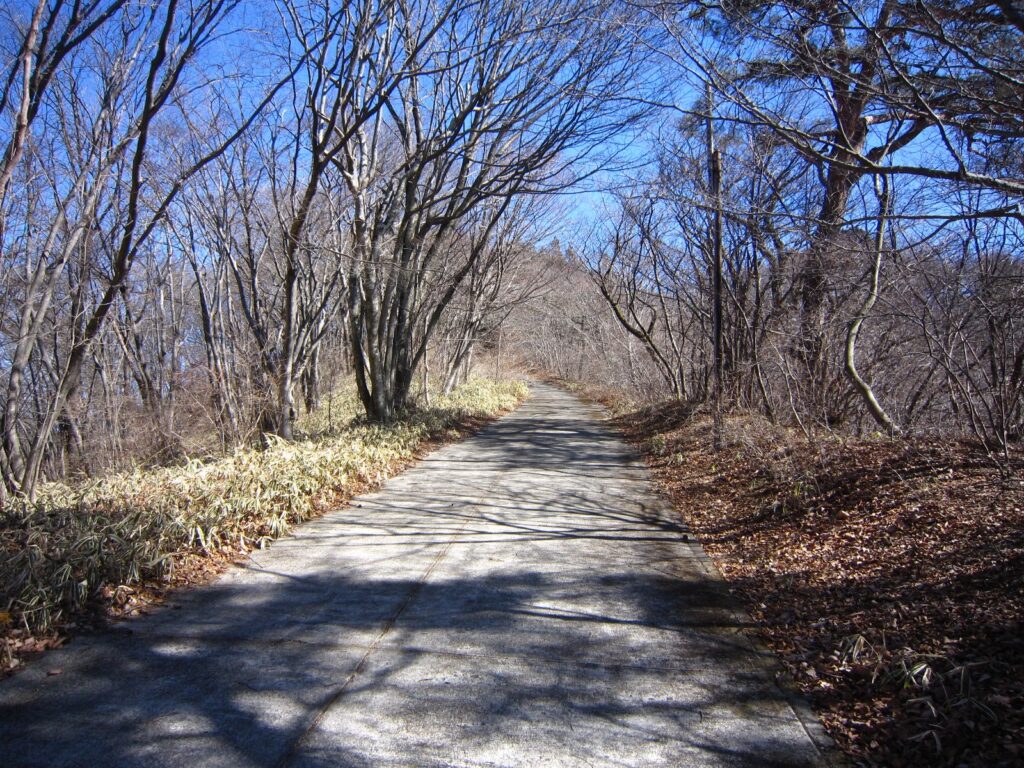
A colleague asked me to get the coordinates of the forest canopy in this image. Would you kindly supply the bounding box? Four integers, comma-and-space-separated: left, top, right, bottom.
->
0, 0, 1020, 501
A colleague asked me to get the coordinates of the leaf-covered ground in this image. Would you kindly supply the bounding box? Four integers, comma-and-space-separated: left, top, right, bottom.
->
609, 399, 1023, 767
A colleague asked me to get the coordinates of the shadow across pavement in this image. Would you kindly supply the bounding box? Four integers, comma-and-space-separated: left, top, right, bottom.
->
0, 382, 833, 768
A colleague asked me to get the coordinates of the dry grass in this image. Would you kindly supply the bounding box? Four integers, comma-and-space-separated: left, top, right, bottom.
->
1, 378, 528, 670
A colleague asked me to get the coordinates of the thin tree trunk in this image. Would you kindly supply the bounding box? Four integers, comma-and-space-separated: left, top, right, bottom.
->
707, 85, 724, 450
845, 177, 899, 435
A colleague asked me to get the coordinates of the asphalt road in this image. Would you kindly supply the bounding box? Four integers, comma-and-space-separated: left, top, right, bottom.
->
0, 383, 834, 767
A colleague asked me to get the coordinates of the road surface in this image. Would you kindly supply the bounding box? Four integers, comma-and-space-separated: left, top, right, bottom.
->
0, 383, 834, 767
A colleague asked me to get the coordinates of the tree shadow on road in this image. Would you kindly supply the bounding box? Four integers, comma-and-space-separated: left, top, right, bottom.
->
0, 395, 828, 767
0, 563, 818, 767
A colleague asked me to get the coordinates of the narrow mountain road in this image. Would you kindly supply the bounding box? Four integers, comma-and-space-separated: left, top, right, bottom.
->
0, 383, 834, 767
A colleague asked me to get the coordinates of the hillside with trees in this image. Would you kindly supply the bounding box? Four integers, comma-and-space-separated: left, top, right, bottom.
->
0, 1, 1020, 765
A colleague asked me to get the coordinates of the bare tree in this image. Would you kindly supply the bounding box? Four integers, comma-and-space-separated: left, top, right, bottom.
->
638, 0, 1024, 419
434, 196, 558, 394
844, 175, 899, 434
336, 0, 648, 420
0, 0, 260, 500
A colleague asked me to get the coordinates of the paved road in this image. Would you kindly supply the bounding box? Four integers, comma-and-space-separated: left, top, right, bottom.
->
0, 383, 833, 767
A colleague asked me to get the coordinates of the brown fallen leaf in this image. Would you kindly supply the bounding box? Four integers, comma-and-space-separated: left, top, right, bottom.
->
602, 395, 1024, 768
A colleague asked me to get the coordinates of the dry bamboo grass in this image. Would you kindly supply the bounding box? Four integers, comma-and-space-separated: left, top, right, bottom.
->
0, 378, 528, 636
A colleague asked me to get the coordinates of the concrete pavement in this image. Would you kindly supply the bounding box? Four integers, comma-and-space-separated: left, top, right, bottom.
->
0, 383, 835, 767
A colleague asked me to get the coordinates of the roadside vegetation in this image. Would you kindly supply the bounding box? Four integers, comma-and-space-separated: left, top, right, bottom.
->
0, 378, 527, 673
0, 0, 1021, 763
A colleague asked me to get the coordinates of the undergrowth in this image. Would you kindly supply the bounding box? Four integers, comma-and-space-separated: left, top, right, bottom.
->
0, 378, 528, 649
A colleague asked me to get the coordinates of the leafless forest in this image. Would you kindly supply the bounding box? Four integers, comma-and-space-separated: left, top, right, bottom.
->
0, 0, 1021, 503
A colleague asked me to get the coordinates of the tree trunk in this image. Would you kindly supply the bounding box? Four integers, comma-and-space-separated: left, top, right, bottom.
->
845, 178, 899, 435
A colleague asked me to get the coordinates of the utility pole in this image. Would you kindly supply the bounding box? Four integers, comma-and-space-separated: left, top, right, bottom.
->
706, 83, 724, 451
